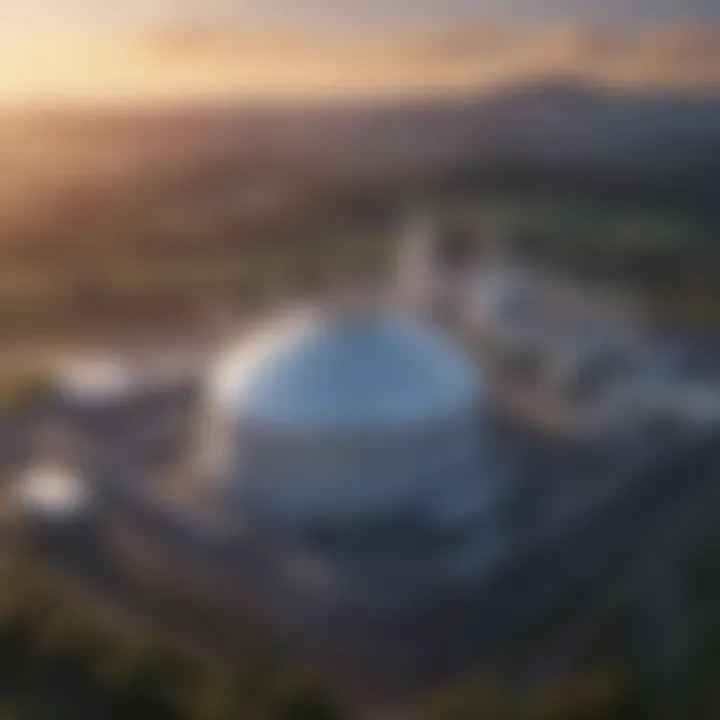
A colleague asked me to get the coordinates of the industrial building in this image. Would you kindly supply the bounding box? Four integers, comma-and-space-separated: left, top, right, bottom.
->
13, 217, 720, 690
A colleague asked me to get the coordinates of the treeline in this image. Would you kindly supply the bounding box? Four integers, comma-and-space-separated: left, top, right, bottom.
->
5, 544, 720, 719
0, 563, 346, 720
0, 569, 649, 720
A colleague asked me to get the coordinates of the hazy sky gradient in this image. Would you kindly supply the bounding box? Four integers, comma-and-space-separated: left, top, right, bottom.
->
1, 0, 719, 102
4, 0, 720, 34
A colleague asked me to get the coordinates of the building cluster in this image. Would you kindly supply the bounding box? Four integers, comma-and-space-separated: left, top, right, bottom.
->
12, 215, 720, 623
399, 214, 720, 438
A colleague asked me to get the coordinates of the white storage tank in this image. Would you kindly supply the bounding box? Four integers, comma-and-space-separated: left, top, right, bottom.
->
204, 305, 489, 530
18, 463, 93, 531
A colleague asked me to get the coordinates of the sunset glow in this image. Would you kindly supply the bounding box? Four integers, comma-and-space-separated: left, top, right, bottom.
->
0, 3, 719, 104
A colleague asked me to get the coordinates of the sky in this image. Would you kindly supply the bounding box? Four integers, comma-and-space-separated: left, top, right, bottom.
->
4, 0, 720, 32
1, 0, 719, 102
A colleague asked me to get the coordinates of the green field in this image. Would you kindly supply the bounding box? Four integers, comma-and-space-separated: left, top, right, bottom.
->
0, 181, 717, 338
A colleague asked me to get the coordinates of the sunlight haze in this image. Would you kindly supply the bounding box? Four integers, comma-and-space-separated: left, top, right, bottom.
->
1, 0, 719, 103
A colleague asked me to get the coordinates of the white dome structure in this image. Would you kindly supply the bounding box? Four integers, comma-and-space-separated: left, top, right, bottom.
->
206, 307, 485, 528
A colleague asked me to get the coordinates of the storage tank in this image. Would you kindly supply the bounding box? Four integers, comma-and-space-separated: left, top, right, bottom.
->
204, 305, 490, 531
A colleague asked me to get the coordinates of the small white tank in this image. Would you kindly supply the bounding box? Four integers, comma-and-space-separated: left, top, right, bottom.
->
18, 463, 92, 526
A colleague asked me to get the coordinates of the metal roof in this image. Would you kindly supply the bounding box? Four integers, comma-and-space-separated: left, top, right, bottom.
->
209, 307, 481, 435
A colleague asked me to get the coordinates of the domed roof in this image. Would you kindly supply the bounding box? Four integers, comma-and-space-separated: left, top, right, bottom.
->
209, 307, 481, 435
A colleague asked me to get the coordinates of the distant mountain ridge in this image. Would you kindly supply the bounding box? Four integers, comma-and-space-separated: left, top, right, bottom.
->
3, 81, 720, 195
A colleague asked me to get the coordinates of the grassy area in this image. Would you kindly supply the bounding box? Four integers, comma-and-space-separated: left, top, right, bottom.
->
441, 193, 720, 326
0, 181, 716, 337
0, 372, 54, 417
